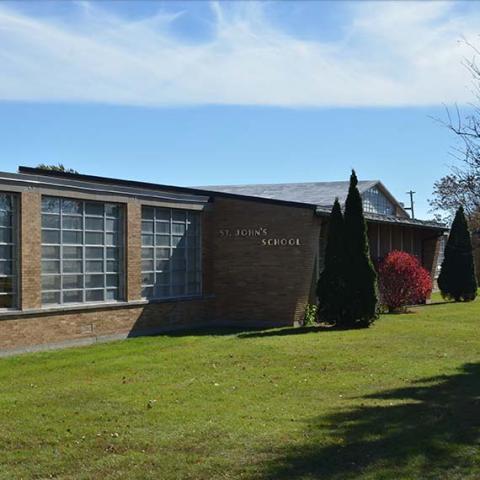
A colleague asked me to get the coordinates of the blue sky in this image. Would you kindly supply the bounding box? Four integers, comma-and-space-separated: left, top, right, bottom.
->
0, 1, 479, 218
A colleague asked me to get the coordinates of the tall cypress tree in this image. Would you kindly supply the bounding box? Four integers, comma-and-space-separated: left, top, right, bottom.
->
438, 206, 477, 301
343, 170, 378, 327
317, 199, 346, 324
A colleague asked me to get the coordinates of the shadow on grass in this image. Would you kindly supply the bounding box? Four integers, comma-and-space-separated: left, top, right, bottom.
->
258, 362, 480, 479
237, 325, 337, 339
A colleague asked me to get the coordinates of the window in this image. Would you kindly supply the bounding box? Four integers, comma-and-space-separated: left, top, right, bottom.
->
0, 193, 17, 309
141, 207, 201, 299
41, 197, 123, 305
362, 187, 395, 216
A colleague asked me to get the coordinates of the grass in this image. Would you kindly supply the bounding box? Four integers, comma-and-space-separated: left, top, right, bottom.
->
0, 299, 479, 479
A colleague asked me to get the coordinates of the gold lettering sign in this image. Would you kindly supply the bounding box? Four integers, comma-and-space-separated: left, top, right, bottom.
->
218, 227, 301, 246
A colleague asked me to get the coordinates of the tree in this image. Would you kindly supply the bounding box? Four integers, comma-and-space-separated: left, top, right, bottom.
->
430, 44, 480, 227
36, 163, 78, 174
438, 206, 477, 302
343, 170, 378, 327
378, 251, 432, 312
317, 199, 347, 324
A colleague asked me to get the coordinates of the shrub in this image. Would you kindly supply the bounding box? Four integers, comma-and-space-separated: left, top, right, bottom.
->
378, 251, 432, 312
343, 170, 378, 327
317, 199, 347, 324
303, 304, 318, 326
438, 206, 477, 302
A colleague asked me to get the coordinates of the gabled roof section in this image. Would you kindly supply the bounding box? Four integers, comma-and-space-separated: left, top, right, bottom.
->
196, 180, 378, 207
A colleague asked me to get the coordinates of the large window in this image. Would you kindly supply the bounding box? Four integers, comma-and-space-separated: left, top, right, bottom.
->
141, 207, 201, 299
41, 197, 124, 305
0, 193, 17, 309
362, 187, 395, 216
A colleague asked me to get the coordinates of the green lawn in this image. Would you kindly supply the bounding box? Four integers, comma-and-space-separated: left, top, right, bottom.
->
1, 300, 479, 480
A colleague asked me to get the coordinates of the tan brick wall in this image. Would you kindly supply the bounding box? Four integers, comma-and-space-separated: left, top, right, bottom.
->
209, 197, 320, 327
20, 191, 41, 309
126, 201, 142, 301
0, 300, 212, 351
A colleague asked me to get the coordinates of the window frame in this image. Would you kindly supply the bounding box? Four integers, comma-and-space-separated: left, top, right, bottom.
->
141, 206, 202, 300
41, 196, 125, 306
362, 187, 395, 216
0, 192, 18, 311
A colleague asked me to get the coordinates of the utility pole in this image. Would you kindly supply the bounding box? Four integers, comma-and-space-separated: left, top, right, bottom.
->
404, 190, 415, 219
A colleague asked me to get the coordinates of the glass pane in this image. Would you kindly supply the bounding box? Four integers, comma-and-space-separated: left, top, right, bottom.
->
0, 228, 12, 243
41, 275, 60, 291
42, 197, 60, 214
85, 274, 104, 288
63, 260, 82, 273
105, 204, 119, 218
42, 260, 60, 274
0, 195, 12, 211
156, 222, 170, 234
156, 248, 170, 259
172, 236, 185, 247
62, 199, 82, 214
142, 272, 154, 285
85, 217, 104, 231
85, 247, 103, 259
63, 246, 82, 259
141, 260, 154, 271
142, 234, 154, 246
105, 233, 118, 246
62, 231, 83, 244
86, 260, 103, 273
85, 232, 103, 245
155, 285, 171, 297
141, 286, 153, 299
156, 259, 170, 271
85, 202, 104, 216
106, 289, 118, 301
172, 210, 186, 222
0, 245, 12, 259
106, 261, 118, 273
42, 230, 60, 244
0, 212, 11, 228
142, 206, 154, 220
187, 283, 200, 295
172, 256, 186, 270
0, 261, 12, 275
86, 289, 104, 302
141, 221, 154, 234
155, 272, 169, 284
155, 235, 170, 247
62, 216, 83, 230
172, 223, 186, 235
42, 214, 60, 229
106, 274, 118, 288
63, 290, 83, 303
141, 248, 154, 259
42, 291, 60, 305
172, 271, 186, 284
63, 274, 83, 289
107, 247, 119, 260
105, 219, 118, 232
155, 208, 170, 221
0, 277, 13, 293
0, 294, 13, 308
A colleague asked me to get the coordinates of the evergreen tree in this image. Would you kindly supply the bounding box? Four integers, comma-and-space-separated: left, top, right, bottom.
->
343, 170, 378, 327
317, 199, 346, 324
438, 206, 477, 301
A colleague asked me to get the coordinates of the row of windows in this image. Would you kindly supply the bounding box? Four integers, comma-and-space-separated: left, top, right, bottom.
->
0, 193, 202, 310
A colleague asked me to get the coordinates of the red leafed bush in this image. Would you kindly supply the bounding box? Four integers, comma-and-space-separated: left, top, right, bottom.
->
378, 251, 432, 312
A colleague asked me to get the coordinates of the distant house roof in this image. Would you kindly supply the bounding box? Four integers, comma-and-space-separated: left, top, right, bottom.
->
196, 181, 378, 207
